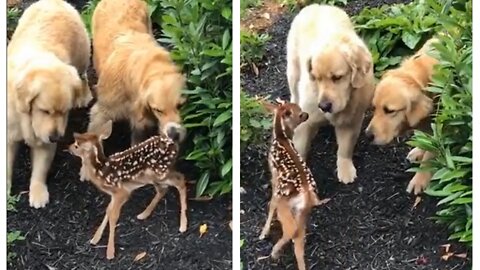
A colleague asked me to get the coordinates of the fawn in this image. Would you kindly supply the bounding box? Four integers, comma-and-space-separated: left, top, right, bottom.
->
68, 120, 188, 260
258, 98, 330, 270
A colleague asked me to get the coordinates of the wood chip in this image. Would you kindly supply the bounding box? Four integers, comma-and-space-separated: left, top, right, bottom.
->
134, 251, 147, 262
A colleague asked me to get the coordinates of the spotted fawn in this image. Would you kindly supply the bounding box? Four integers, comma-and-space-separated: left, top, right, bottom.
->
258, 98, 329, 270
68, 120, 187, 260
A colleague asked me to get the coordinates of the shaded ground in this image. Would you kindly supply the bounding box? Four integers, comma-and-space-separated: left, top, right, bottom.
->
7, 1, 232, 269
240, 1, 470, 269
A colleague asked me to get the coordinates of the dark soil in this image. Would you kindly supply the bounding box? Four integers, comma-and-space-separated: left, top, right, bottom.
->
240, 1, 470, 270
7, 1, 232, 269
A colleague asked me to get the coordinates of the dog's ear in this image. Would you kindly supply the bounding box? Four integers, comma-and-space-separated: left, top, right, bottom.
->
341, 39, 373, 89
13, 69, 41, 114
406, 93, 433, 128
64, 65, 93, 108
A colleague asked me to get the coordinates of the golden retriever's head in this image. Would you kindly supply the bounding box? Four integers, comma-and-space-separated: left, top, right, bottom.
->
308, 34, 372, 114
136, 72, 187, 142
365, 74, 433, 145
14, 64, 87, 144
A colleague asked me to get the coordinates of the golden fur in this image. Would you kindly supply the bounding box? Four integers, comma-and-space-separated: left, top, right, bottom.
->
366, 38, 439, 194
88, 0, 186, 145
286, 4, 375, 184
7, 0, 92, 208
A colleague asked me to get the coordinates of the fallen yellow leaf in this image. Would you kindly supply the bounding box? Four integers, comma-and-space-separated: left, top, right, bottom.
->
134, 251, 147, 262
199, 224, 208, 237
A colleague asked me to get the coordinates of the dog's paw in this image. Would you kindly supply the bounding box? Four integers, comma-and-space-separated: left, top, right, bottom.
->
406, 147, 425, 163
406, 173, 431, 195
29, 182, 49, 208
337, 158, 357, 184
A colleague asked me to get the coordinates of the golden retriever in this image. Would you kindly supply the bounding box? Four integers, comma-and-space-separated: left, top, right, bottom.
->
88, 0, 186, 146
7, 0, 92, 208
365, 38, 439, 194
287, 4, 375, 183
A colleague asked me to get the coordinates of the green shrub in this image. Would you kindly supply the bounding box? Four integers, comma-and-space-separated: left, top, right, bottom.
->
240, 90, 271, 152
408, 0, 472, 246
7, 195, 24, 263
240, 30, 271, 69
7, 7, 20, 38
152, 0, 232, 197
354, 0, 439, 76
80, 0, 100, 36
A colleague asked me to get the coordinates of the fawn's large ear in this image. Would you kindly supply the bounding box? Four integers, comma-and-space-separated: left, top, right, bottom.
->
98, 120, 113, 140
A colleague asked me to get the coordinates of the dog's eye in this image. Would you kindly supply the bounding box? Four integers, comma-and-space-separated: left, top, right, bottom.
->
331, 75, 343, 82
40, 109, 50, 114
383, 107, 395, 114
153, 108, 164, 114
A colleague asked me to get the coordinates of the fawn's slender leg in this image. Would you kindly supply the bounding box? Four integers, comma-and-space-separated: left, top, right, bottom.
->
90, 201, 112, 245
106, 190, 129, 260
259, 196, 278, 239
171, 173, 188, 233
293, 228, 307, 270
137, 185, 168, 220
271, 236, 290, 259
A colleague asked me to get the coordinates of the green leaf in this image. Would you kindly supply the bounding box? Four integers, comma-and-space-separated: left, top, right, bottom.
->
196, 172, 210, 197
221, 159, 232, 177
213, 110, 232, 127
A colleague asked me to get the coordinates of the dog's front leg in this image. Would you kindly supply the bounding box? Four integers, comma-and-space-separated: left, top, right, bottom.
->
292, 120, 320, 159
407, 151, 435, 195
29, 143, 56, 208
335, 120, 362, 184
7, 141, 19, 195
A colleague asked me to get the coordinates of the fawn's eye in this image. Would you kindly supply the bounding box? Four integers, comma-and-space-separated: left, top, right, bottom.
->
383, 106, 395, 114
176, 103, 183, 110
331, 75, 343, 82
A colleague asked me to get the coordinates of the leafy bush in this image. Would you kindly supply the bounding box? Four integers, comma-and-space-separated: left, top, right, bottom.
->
80, 0, 100, 36
7, 195, 24, 263
240, 90, 271, 152
240, 30, 271, 70
354, 0, 439, 76
7, 7, 20, 38
152, 0, 232, 197
408, 0, 472, 246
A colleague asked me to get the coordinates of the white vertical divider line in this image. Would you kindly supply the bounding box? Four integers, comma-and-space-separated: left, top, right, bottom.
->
231, 0, 241, 268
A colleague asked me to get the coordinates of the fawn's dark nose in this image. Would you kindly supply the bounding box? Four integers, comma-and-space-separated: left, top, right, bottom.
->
319, 101, 332, 113
300, 112, 309, 121
167, 127, 180, 142
49, 133, 61, 143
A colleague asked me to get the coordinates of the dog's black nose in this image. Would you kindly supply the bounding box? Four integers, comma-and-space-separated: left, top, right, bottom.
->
167, 127, 180, 142
319, 101, 332, 113
365, 130, 374, 142
49, 134, 61, 143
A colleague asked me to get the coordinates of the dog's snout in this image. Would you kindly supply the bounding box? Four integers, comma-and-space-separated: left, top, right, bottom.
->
167, 127, 180, 142
49, 133, 61, 143
319, 101, 332, 113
